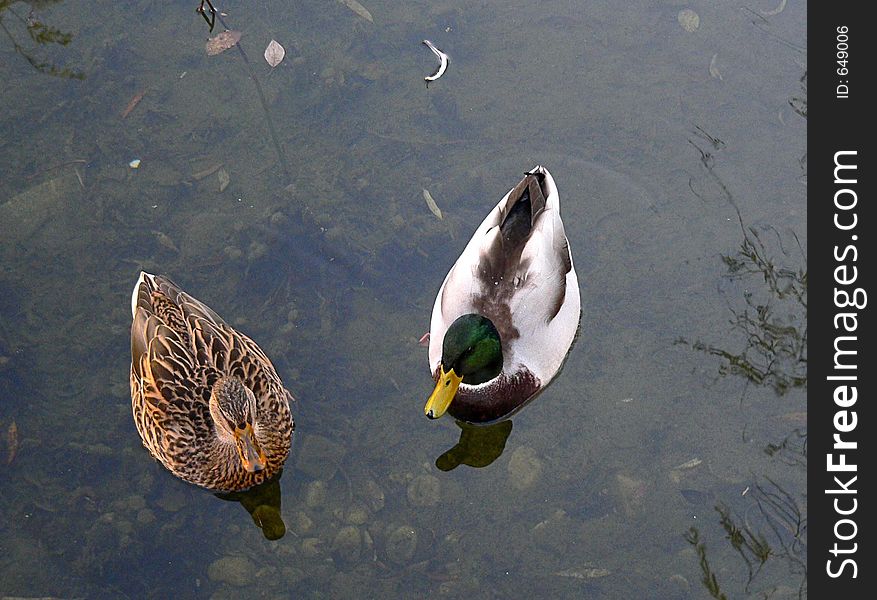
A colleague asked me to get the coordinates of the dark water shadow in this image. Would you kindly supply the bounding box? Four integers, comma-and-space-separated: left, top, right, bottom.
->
215, 470, 287, 540
435, 419, 513, 471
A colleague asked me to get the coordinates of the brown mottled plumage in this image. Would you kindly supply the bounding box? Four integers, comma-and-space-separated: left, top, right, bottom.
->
130, 272, 294, 491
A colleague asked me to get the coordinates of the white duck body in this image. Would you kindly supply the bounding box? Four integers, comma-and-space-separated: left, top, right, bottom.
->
428, 165, 581, 422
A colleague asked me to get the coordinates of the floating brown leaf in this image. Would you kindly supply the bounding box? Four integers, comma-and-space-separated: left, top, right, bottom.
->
206, 30, 242, 56
120, 89, 146, 119
264, 39, 285, 68
6, 421, 18, 465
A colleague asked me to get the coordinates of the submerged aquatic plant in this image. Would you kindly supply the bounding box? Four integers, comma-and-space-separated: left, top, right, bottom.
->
686, 478, 807, 600
690, 478, 806, 599
716, 503, 773, 588
0, 0, 83, 78
684, 219, 807, 396
677, 129, 807, 398
789, 71, 807, 119
764, 427, 807, 469
684, 527, 729, 600
679, 123, 807, 599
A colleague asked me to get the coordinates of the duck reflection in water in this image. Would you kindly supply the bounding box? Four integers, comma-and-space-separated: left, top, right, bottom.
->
216, 471, 286, 540
435, 419, 513, 471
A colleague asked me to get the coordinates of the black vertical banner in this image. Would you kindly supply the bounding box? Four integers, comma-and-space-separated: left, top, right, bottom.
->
809, 3, 873, 597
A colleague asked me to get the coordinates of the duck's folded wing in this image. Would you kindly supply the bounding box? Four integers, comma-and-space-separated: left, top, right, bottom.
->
507, 210, 573, 332
131, 314, 198, 423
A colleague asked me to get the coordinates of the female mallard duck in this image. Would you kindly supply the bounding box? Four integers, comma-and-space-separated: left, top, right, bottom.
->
130, 272, 294, 491
425, 166, 581, 423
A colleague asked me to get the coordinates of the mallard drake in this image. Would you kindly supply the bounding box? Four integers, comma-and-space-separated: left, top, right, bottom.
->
130, 272, 294, 491
425, 166, 581, 423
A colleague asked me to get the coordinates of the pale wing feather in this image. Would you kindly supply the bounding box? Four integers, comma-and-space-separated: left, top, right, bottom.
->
508, 207, 571, 329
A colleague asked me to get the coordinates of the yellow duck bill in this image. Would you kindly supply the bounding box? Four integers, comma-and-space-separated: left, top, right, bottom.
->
235, 424, 267, 472
424, 366, 463, 419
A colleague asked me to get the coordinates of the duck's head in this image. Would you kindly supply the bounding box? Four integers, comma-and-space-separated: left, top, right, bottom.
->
425, 314, 503, 419
209, 376, 267, 472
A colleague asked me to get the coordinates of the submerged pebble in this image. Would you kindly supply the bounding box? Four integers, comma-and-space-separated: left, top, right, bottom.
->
669, 573, 691, 591
345, 503, 369, 526
301, 537, 324, 558
223, 245, 243, 261
136, 508, 156, 525
360, 478, 385, 512
407, 474, 440, 507
507, 446, 543, 490
290, 510, 314, 535
615, 473, 648, 518
269, 210, 290, 228
304, 480, 328, 508
154, 486, 188, 512
677, 9, 700, 32
207, 555, 256, 586
247, 241, 268, 262
332, 525, 362, 563
385, 525, 418, 564
295, 434, 346, 479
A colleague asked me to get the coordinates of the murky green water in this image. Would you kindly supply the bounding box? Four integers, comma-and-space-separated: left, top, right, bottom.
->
1, 0, 806, 598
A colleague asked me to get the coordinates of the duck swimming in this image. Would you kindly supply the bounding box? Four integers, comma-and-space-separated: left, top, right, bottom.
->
424, 166, 581, 423
130, 272, 294, 491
